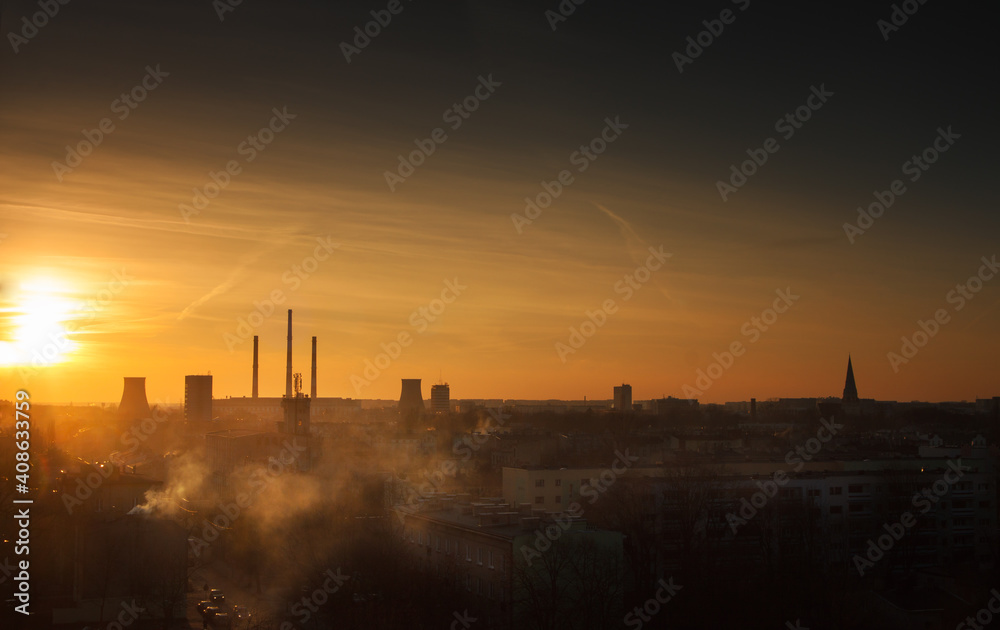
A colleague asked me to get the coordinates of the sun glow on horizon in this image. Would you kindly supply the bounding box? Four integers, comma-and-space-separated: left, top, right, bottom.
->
0, 276, 79, 367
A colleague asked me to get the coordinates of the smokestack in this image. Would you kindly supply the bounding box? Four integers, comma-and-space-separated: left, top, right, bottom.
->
252, 336, 259, 399
311, 336, 317, 399
285, 309, 293, 398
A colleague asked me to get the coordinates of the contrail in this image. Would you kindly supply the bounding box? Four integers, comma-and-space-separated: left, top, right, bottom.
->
595, 203, 671, 299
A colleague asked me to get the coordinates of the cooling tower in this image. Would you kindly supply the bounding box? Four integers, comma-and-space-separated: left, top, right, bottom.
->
252, 335, 259, 399
399, 379, 425, 416
118, 377, 152, 423
310, 336, 317, 399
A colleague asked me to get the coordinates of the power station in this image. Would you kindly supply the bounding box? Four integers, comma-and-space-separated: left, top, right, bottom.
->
118, 377, 152, 423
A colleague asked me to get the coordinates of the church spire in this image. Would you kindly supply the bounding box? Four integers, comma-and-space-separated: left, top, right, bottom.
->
843, 355, 859, 403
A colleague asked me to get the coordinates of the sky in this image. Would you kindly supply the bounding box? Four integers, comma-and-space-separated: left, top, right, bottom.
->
0, 0, 996, 405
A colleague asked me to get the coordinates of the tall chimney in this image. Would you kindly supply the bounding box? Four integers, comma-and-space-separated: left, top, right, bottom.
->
285, 309, 293, 398
311, 336, 317, 399
252, 336, 259, 399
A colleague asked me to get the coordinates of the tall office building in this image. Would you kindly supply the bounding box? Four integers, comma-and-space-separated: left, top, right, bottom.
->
185, 375, 213, 422
431, 383, 450, 413
613, 384, 632, 411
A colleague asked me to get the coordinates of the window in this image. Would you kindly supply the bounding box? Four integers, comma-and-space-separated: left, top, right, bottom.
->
848, 484, 863, 493
489, 581, 495, 599
488, 550, 494, 569
477, 547, 483, 565
466, 575, 471, 591
466, 544, 472, 562
849, 503, 865, 513
535, 479, 545, 487
807, 489, 820, 497
555, 479, 561, 486
445, 539, 450, 554
497, 554, 504, 574
476, 577, 482, 595
535, 496, 544, 504
435, 536, 441, 552
830, 487, 842, 495
830, 506, 842, 514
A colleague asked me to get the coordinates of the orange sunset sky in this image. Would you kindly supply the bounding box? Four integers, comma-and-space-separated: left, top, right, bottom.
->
0, 1, 996, 405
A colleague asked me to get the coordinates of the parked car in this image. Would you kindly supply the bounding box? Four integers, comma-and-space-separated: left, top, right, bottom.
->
197, 600, 214, 615
202, 605, 221, 620
210, 611, 232, 628
233, 605, 250, 622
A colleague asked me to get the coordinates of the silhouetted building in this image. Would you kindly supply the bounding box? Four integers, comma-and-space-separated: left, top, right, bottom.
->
399, 379, 425, 417
843, 355, 859, 403
613, 384, 632, 411
282, 394, 311, 436
431, 383, 450, 413
184, 374, 213, 422
117, 377, 151, 424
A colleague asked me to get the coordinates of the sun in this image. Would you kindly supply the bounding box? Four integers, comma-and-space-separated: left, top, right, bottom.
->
0, 276, 79, 367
